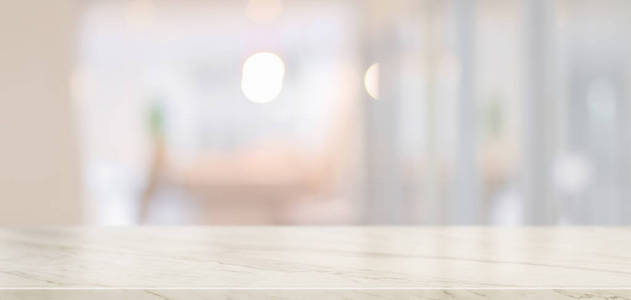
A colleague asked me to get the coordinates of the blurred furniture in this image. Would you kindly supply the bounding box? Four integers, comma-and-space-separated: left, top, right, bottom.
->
2, 227, 630, 299
139, 96, 357, 224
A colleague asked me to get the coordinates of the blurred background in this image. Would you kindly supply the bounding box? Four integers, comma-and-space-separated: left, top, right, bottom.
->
1, 0, 630, 225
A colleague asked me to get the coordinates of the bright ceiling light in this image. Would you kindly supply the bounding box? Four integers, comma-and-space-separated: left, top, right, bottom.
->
364, 63, 379, 100
241, 52, 285, 104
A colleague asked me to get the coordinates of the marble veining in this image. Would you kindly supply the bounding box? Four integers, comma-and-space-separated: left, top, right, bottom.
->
1, 227, 630, 299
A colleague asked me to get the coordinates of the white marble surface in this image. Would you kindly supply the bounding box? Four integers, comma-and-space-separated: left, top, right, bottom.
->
1, 227, 631, 299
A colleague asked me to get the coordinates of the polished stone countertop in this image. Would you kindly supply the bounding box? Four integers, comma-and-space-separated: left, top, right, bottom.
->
1, 227, 630, 299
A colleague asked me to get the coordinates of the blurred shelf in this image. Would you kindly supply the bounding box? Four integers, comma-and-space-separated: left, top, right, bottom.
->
1, 227, 631, 299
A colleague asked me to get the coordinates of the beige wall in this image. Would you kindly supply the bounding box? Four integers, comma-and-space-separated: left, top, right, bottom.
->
0, 1, 82, 224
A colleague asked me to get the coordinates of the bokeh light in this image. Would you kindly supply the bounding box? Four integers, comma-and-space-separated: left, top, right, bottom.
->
241, 52, 285, 104
364, 63, 379, 100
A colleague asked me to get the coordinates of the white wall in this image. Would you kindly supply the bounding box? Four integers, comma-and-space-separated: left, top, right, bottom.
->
0, 1, 82, 224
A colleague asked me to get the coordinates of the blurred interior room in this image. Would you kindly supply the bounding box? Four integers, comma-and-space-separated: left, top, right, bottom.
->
1, 0, 630, 225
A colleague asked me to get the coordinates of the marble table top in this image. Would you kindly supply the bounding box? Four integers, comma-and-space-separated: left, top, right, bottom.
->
1, 227, 630, 299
